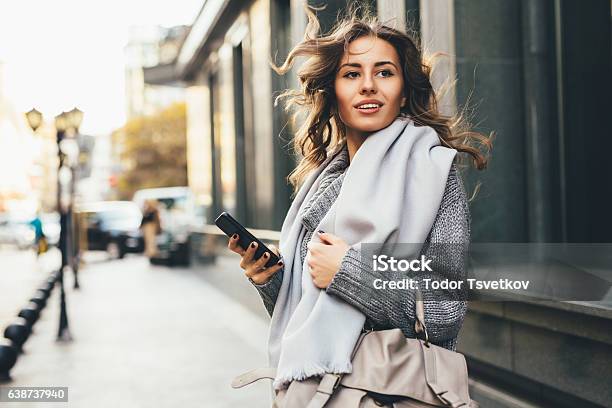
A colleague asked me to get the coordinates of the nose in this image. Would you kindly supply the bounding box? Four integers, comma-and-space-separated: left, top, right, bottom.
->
359, 74, 377, 95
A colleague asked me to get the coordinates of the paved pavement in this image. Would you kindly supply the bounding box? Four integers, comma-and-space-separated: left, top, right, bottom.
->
0, 247, 60, 330
0, 248, 273, 407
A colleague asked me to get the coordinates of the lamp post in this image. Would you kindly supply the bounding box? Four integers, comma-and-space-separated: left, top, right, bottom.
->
64, 108, 83, 290
25, 108, 83, 342
55, 112, 72, 341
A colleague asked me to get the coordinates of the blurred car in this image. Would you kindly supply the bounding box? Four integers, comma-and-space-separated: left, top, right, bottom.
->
0, 214, 36, 250
133, 187, 201, 266
77, 201, 144, 259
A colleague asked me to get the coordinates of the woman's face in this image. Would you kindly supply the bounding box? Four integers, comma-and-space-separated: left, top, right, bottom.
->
334, 35, 406, 137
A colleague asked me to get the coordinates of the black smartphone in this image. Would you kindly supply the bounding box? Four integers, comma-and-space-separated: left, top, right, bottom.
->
215, 211, 280, 268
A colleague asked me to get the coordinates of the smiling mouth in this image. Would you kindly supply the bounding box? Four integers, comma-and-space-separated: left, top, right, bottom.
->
355, 103, 382, 113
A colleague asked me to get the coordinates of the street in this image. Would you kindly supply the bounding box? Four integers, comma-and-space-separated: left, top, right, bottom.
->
0, 247, 272, 407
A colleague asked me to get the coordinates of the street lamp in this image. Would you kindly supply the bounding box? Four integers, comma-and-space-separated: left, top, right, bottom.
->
56, 111, 72, 341
25, 109, 43, 132
25, 108, 84, 341
58, 109, 82, 290
66, 108, 83, 131
54, 112, 68, 133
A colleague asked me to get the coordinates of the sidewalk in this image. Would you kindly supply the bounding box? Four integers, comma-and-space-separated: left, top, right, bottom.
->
0, 248, 59, 330
2, 252, 272, 407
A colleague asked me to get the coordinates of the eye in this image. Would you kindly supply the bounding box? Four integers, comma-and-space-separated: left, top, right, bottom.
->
343, 71, 360, 79
376, 69, 394, 78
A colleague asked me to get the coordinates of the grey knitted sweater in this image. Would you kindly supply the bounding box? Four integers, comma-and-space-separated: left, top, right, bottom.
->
252, 145, 469, 350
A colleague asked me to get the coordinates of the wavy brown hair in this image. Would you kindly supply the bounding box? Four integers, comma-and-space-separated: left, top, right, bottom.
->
272, 5, 492, 193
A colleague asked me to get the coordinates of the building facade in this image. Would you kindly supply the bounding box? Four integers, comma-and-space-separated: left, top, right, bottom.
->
124, 25, 188, 120
156, 1, 612, 406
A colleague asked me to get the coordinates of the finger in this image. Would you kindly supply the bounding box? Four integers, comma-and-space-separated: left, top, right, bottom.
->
257, 262, 284, 280
244, 265, 262, 278
228, 234, 245, 255
254, 250, 273, 270
246, 256, 281, 279
307, 258, 315, 270
317, 231, 337, 245
307, 242, 322, 253
240, 241, 258, 269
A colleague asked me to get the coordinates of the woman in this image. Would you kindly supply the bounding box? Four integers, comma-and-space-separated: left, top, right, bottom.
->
228, 6, 490, 390
140, 200, 161, 258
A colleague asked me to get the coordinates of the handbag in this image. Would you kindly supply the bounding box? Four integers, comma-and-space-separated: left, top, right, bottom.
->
232, 292, 477, 407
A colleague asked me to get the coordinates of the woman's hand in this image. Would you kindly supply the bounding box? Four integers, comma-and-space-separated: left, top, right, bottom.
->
227, 234, 284, 285
307, 231, 350, 289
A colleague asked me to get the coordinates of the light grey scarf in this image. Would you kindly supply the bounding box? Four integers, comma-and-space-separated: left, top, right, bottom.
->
270, 118, 457, 389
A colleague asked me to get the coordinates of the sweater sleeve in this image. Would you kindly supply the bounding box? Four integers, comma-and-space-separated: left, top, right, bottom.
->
326, 165, 470, 349
250, 257, 284, 317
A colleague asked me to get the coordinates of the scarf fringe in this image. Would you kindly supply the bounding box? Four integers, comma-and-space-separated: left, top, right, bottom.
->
273, 361, 353, 390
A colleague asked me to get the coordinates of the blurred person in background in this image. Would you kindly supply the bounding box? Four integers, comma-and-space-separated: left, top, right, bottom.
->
140, 200, 161, 257
30, 211, 47, 257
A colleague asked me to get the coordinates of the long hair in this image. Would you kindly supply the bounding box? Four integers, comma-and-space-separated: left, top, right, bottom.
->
272, 5, 492, 193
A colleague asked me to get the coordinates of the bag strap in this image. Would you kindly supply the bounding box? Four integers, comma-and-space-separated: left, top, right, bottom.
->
418, 340, 468, 408
414, 290, 429, 346
304, 373, 341, 408
231, 367, 276, 389
303, 329, 371, 408
415, 289, 468, 407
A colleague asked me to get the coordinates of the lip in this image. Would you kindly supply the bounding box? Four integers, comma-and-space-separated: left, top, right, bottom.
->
354, 99, 384, 114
